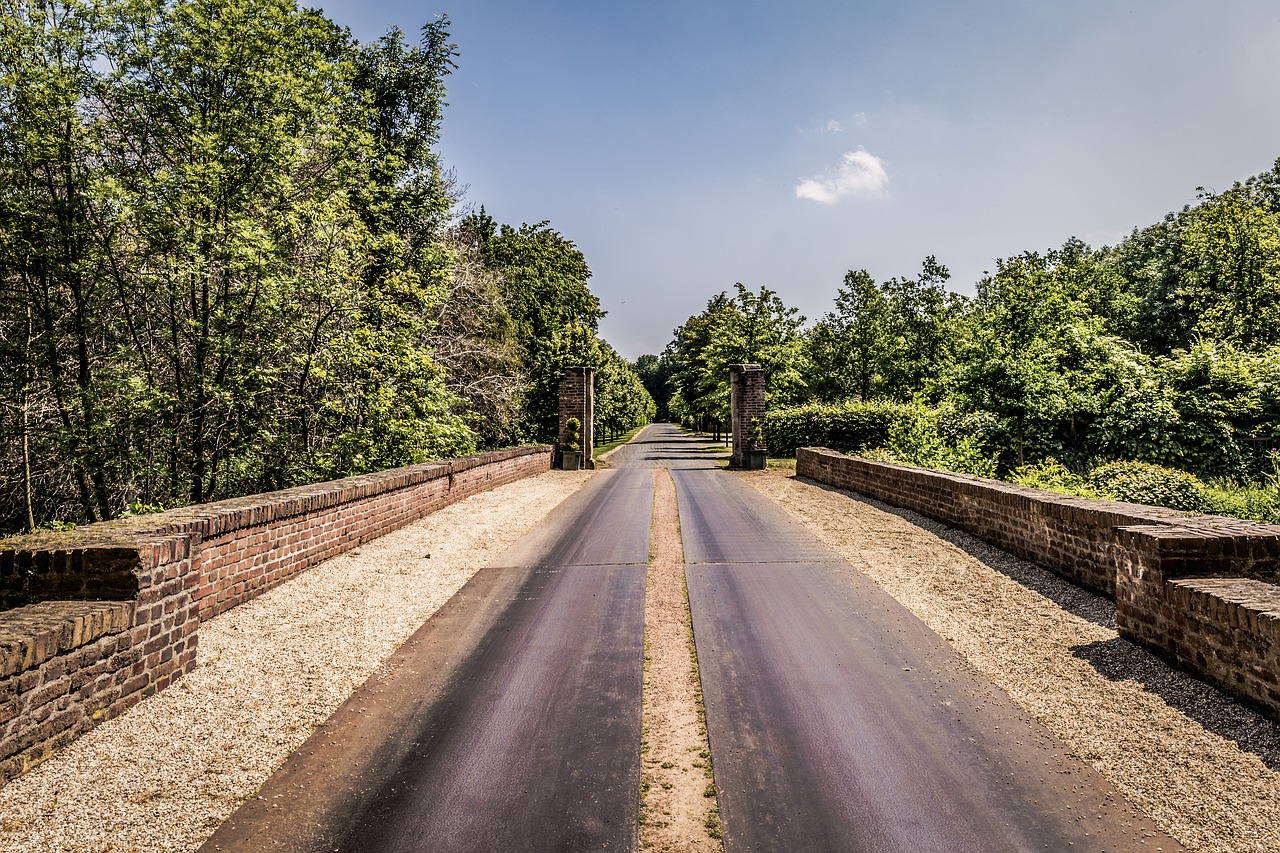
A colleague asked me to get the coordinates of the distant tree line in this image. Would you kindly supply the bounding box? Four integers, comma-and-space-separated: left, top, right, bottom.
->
0, 0, 651, 532
642, 159, 1280, 489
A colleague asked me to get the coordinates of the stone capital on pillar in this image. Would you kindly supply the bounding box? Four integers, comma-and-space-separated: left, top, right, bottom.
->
728, 364, 766, 469
558, 366, 596, 470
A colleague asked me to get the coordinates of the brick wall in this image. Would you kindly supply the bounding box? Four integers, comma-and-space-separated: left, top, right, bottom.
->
797, 446, 1280, 721
0, 446, 551, 784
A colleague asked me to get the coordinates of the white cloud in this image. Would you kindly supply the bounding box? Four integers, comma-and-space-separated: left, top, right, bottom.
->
852, 111, 868, 128
795, 149, 889, 204
824, 119, 843, 133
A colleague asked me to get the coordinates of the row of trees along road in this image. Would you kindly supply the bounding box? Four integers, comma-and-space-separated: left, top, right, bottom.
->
645, 159, 1280, 486
0, 0, 653, 533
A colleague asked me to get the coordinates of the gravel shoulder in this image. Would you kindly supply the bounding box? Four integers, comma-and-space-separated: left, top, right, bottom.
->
640, 469, 722, 852
0, 470, 593, 853
739, 468, 1280, 853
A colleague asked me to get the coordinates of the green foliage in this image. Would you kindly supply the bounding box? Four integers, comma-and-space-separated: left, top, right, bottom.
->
563, 417, 581, 451
766, 398, 996, 476
1200, 484, 1280, 524
885, 405, 997, 478
667, 284, 807, 429
765, 399, 918, 456
1086, 460, 1207, 511
634, 351, 677, 421
1010, 459, 1102, 498
0, 4, 631, 533
807, 258, 964, 404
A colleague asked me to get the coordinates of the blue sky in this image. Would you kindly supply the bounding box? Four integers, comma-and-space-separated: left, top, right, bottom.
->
316, 0, 1280, 359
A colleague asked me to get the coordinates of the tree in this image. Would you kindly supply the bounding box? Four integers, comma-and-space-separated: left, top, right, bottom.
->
666, 284, 806, 429
461, 212, 604, 440
879, 256, 960, 399
0, 2, 483, 530
0, 0, 135, 522
634, 352, 676, 421
808, 269, 890, 401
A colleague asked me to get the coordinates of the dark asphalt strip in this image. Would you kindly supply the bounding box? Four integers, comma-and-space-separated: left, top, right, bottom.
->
676, 468, 1184, 853
200, 468, 652, 853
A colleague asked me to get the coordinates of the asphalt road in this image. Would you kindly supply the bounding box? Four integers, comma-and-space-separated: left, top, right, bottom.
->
201, 468, 652, 853
601, 422, 728, 469
203, 425, 1184, 852
674, 465, 1184, 853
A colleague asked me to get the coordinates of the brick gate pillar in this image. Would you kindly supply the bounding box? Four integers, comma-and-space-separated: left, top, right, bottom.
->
729, 364, 766, 468
558, 366, 595, 470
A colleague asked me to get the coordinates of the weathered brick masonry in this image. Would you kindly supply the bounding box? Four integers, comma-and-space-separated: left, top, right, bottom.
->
729, 364, 766, 468
797, 446, 1280, 721
0, 445, 551, 784
557, 366, 595, 469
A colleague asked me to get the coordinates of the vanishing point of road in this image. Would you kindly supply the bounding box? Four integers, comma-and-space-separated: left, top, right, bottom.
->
202, 424, 1182, 852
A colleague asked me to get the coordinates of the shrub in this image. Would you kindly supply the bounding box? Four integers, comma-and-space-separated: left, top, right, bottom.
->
1201, 484, 1280, 524
856, 447, 900, 464
765, 399, 918, 456
886, 406, 997, 478
1011, 459, 1103, 498
563, 417, 581, 451
1086, 460, 1207, 511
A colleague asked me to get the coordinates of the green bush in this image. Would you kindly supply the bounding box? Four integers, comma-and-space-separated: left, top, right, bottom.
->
1011, 459, 1104, 498
855, 447, 900, 464
1201, 484, 1280, 523
1086, 460, 1207, 511
765, 399, 918, 456
886, 406, 997, 478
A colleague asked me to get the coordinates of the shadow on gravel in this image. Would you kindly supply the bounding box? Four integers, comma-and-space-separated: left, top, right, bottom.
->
1071, 636, 1280, 772
787, 474, 1280, 774
792, 475, 1116, 628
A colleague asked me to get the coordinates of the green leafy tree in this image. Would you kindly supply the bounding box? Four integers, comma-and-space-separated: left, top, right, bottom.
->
807, 269, 889, 401
460, 211, 603, 439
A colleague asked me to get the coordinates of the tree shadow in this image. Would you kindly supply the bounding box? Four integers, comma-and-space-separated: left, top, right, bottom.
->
1071, 636, 1280, 772
791, 475, 1117, 629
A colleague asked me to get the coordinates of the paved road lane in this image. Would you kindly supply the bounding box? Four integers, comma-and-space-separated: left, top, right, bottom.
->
201, 468, 652, 853
603, 422, 728, 469
676, 467, 1184, 853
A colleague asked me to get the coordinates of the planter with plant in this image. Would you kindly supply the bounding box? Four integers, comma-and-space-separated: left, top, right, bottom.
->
744, 417, 767, 470
562, 417, 583, 470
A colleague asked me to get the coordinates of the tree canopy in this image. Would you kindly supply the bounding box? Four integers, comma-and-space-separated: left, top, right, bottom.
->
647, 157, 1280, 485
0, 1, 652, 532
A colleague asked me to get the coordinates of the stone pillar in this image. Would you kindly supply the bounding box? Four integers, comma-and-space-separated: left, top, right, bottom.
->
557, 366, 596, 470
729, 364, 766, 468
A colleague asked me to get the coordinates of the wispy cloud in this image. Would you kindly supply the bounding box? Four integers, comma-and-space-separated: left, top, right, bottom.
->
824, 119, 843, 133
795, 149, 889, 204
852, 111, 867, 128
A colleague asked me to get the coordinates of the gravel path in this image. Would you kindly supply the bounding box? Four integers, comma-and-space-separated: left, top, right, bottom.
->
639, 468, 723, 852
0, 470, 592, 853
740, 468, 1280, 853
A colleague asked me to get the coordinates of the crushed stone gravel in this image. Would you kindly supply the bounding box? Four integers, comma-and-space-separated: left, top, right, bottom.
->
0, 470, 593, 853
740, 468, 1280, 853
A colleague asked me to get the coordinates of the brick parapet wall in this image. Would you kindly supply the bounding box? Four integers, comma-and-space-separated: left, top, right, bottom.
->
795, 447, 1201, 596
797, 446, 1280, 721
0, 445, 551, 784
0, 534, 197, 785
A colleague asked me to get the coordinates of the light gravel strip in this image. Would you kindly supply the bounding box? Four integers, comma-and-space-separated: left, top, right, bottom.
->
740, 469, 1280, 853
0, 470, 594, 853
